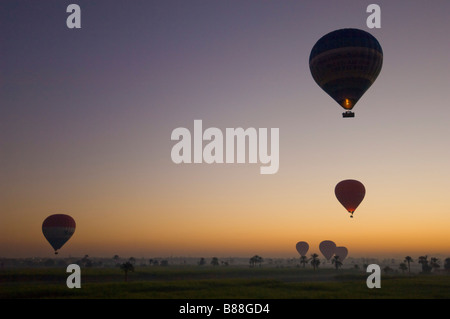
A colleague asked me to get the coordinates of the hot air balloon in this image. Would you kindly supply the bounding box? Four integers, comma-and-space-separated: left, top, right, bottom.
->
309, 28, 383, 118
319, 240, 336, 261
296, 241, 309, 257
334, 246, 348, 261
335, 179, 366, 218
42, 214, 76, 255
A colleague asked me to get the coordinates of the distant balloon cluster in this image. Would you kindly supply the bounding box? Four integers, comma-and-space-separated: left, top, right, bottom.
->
296, 240, 348, 262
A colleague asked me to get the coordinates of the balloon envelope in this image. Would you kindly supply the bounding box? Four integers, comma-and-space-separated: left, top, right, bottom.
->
42, 214, 76, 254
334, 246, 348, 261
319, 240, 336, 260
296, 241, 309, 257
335, 180, 366, 217
309, 28, 383, 115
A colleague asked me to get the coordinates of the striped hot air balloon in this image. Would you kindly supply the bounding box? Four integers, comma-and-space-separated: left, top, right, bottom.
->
42, 214, 76, 255
309, 28, 383, 118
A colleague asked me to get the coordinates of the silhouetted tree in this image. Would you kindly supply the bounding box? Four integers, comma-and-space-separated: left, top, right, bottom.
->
198, 258, 206, 266
120, 261, 134, 282
44, 259, 55, 267
128, 257, 136, 265
256, 255, 263, 267
149, 259, 159, 266
299, 256, 309, 268
418, 256, 432, 274
211, 257, 219, 266
430, 257, 440, 271
249, 256, 256, 267
404, 256, 413, 273
249, 255, 263, 267
331, 256, 343, 270
399, 263, 408, 274
444, 258, 450, 271
383, 266, 393, 274
81, 255, 92, 267
310, 253, 320, 270
160, 260, 169, 266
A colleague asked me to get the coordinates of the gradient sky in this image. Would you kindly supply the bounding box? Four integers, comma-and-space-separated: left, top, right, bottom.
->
1, 0, 450, 259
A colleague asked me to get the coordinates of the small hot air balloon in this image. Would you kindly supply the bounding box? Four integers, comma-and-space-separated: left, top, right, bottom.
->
296, 241, 309, 257
42, 214, 76, 255
319, 240, 336, 261
334, 246, 348, 261
309, 28, 383, 118
335, 179, 366, 218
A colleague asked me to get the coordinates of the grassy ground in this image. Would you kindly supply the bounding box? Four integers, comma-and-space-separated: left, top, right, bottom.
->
1, 266, 449, 299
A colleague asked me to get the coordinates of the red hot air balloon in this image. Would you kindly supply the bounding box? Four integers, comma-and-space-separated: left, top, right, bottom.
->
309, 28, 383, 118
42, 214, 76, 255
335, 180, 366, 218
334, 246, 348, 261
296, 241, 309, 257
319, 240, 336, 261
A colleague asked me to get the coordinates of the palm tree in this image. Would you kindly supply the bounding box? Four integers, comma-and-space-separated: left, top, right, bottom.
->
249, 255, 263, 267
310, 253, 320, 271
256, 255, 264, 267
81, 254, 92, 267
249, 256, 256, 267
443, 258, 450, 271
160, 260, 169, 266
331, 256, 343, 270
211, 257, 219, 266
399, 262, 408, 274
383, 265, 393, 274
430, 257, 440, 271
418, 255, 432, 273
120, 261, 134, 282
404, 256, 413, 273
299, 256, 309, 268
152, 259, 159, 266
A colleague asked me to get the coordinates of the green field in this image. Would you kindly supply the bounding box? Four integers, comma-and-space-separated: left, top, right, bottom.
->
1, 265, 449, 299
